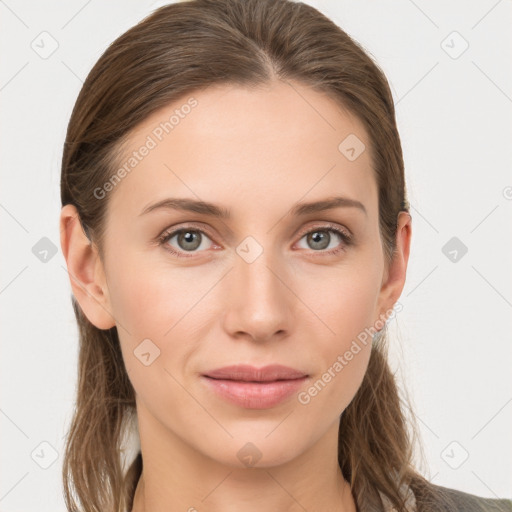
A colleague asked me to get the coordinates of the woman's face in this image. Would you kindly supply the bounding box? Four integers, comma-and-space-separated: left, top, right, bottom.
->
77, 80, 410, 467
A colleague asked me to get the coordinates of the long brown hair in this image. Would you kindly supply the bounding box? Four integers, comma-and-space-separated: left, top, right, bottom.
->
60, 0, 450, 510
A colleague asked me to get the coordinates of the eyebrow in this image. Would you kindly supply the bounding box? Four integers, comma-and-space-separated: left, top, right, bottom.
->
139, 195, 367, 218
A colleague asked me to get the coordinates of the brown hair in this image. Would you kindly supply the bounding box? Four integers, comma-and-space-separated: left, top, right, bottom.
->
60, 0, 451, 510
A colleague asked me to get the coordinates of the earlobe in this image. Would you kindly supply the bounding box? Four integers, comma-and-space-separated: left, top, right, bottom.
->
59, 204, 116, 330
375, 211, 412, 324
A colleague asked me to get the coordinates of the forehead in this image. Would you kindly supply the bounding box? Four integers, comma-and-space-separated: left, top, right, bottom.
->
106, 80, 377, 223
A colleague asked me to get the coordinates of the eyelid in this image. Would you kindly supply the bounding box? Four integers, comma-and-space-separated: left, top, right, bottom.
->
157, 221, 216, 241
294, 221, 352, 240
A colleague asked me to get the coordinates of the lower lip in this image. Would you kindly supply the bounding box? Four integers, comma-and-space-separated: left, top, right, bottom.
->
201, 376, 308, 409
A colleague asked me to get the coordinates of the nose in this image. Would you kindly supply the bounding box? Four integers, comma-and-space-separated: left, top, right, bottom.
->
222, 249, 293, 344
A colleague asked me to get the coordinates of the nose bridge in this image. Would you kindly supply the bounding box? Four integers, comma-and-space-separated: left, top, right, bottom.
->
224, 241, 291, 341
240, 249, 282, 300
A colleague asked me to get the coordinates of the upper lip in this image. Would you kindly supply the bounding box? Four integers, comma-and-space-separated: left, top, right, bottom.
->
203, 364, 308, 382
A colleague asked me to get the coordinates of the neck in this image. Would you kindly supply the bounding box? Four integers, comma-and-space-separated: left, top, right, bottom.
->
132, 466, 355, 512
130, 412, 356, 512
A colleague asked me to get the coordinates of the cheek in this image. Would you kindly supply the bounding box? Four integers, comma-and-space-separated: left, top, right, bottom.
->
303, 261, 381, 348
296, 264, 380, 407
104, 252, 210, 393
108, 264, 192, 419
106, 250, 194, 340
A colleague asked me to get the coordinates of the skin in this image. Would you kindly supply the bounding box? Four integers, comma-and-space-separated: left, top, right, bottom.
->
60, 79, 411, 512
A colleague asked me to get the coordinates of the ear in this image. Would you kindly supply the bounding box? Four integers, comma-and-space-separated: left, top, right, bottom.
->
59, 204, 116, 330
375, 211, 412, 325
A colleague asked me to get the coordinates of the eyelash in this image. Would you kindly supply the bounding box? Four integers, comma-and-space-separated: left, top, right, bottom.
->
156, 223, 353, 259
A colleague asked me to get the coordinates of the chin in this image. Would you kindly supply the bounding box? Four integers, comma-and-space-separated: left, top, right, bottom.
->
202, 433, 305, 470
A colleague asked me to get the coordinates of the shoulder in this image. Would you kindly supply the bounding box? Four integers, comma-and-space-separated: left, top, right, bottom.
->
414, 482, 512, 512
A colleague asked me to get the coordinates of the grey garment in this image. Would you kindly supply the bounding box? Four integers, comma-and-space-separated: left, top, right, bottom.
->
414, 483, 512, 512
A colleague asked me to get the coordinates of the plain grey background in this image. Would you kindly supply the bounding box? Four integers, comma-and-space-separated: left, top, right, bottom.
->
1, 0, 511, 510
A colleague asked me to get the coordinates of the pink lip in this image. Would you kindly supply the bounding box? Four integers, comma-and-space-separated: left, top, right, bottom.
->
201, 364, 309, 409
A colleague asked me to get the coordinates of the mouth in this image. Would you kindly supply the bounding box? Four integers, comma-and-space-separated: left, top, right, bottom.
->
201, 364, 309, 409
203, 364, 308, 382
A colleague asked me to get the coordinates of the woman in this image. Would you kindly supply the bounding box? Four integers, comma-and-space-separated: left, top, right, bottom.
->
58, 0, 511, 511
